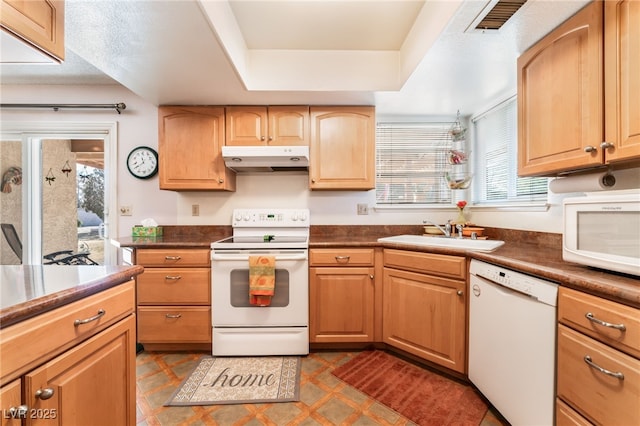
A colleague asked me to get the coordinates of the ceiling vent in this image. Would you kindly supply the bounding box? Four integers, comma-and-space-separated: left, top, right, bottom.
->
466, 0, 528, 33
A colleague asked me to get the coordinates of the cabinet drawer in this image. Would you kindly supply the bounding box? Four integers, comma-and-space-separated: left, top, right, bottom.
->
0, 281, 135, 385
383, 249, 466, 279
559, 287, 640, 358
557, 325, 639, 426
136, 249, 211, 267
137, 306, 211, 343
310, 248, 374, 266
137, 268, 210, 305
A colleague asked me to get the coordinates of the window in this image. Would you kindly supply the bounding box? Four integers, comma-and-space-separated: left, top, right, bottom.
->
376, 122, 456, 205
472, 97, 548, 205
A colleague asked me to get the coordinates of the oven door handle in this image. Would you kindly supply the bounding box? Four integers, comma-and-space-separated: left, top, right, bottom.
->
211, 253, 308, 261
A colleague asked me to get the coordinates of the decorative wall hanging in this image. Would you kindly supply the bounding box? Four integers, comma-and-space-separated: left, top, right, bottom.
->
45, 168, 56, 185
79, 166, 90, 180
1, 166, 22, 193
62, 161, 72, 177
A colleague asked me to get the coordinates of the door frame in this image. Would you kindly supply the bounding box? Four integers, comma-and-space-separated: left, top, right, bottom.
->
0, 121, 118, 265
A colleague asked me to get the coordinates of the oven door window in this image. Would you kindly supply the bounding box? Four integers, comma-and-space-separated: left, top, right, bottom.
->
229, 269, 290, 307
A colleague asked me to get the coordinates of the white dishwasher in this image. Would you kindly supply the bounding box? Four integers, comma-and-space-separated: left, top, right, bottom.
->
469, 260, 558, 426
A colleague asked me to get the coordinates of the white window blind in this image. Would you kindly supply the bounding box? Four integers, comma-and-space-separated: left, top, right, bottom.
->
376, 123, 454, 204
473, 97, 548, 204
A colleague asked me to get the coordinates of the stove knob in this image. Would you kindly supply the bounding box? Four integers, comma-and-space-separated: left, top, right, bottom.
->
300, 212, 308, 221
243, 214, 251, 221
234, 213, 243, 221
291, 213, 299, 221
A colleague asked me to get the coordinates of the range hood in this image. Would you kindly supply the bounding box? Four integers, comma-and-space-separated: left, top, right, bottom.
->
222, 145, 309, 172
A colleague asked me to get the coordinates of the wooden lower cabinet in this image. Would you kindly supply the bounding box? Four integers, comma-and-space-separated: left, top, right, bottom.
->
309, 248, 379, 343
382, 249, 467, 374
24, 316, 136, 426
309, 267, 375, 342
0, 282, 136, 426
557, 287, 640, 425
134, 248, 211, 351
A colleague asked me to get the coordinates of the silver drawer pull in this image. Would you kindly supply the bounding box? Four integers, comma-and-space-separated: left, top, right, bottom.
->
584, 355, 625, 380
335, 255, 350, 263
165, 313, 182, 319
585, 312, 626, 331
74, 309, 105, 326
165, 275, 182, 281
35, 388, 55, 400
165, 255, 181, 261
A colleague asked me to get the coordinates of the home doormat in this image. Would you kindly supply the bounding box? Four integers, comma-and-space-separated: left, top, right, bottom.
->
165, 356, 301, 406
332, 350, 488, 426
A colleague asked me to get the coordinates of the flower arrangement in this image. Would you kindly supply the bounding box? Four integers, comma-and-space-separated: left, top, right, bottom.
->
455, 200, 467, 225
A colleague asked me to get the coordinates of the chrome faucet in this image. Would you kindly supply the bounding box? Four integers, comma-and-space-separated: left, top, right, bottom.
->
456, 224, 464, 239
424, 221, 451, 237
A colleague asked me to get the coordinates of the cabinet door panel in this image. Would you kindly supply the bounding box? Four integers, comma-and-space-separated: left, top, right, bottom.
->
225, 107, 267, 146
0, 0, 64, 61
518, 1, 604, 176
159, 106, 235, 190
604, 0, 640, 163
0, 379, 21, 426
310, 107, 375, 189
309, 267, 374, 342
383, 267, 465, 373
268, 106, 309, 146
24, 316, 136, 426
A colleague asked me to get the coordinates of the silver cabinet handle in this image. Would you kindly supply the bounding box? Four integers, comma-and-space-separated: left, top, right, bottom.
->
335, 255, 350, 263
584, 355, 624, 380
165, 275, 182, 281
369, 274, 374, 279
165, 313, 182, 319
457, 290, 464, 296
584, 145, 597, 153
600, 141, 614, 150
74, 309, 105, 326
218, 178, 224, 183
35, 388, 55, 400
585, 312, 626, 331
164, 256, 181, 261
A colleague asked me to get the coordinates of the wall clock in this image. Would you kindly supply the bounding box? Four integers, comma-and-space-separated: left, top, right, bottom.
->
126, 146, 158, 179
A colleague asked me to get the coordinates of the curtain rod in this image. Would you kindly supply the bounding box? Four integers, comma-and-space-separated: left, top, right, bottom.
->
0, 102, 126, 114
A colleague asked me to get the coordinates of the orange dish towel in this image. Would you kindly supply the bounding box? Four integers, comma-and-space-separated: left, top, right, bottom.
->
249, 255, 276, 306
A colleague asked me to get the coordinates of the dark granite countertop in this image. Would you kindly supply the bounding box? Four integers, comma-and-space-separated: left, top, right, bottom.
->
0, 264, 144, 329
309, 225, 640, 309
110, 224, 639, 309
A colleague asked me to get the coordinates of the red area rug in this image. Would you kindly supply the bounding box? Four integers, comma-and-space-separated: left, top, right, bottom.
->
332, 350, 488, 426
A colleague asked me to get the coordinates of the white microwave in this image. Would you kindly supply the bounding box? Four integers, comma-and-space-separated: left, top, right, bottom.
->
563, 190, 640, 277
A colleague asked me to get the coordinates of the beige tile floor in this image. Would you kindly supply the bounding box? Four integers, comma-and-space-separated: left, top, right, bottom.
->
136, 350, 510, 426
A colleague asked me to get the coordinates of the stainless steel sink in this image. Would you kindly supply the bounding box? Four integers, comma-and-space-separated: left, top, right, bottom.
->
377, 234, 505, 252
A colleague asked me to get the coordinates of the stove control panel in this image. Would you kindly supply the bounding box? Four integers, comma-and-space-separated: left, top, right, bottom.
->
232, 209, 310, 227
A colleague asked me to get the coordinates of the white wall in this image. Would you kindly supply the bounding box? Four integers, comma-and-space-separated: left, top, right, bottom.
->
4, 84, 630, 236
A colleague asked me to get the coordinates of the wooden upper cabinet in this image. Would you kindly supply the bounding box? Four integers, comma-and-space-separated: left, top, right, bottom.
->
603, 0, 640, 163
518, 1, 604, 176
225, 106, 310, 146
309, 106, 375, 190
158, 106, 236, 191
518, 0, 640, 176
0, 0, 64, 61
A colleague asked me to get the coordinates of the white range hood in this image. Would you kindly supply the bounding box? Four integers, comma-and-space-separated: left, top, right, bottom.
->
222, 145, 309, 172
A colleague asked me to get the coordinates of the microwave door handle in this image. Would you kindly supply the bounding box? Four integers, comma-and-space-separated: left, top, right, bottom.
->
211, 253, 308, 261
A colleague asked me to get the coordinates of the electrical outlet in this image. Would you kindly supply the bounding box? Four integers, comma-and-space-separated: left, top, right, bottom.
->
120, 206, 132, 216
357, 203, 369, 215
192, 204, 200, 216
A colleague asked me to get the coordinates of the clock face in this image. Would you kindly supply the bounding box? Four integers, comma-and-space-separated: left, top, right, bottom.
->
126, 146, 158, 179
